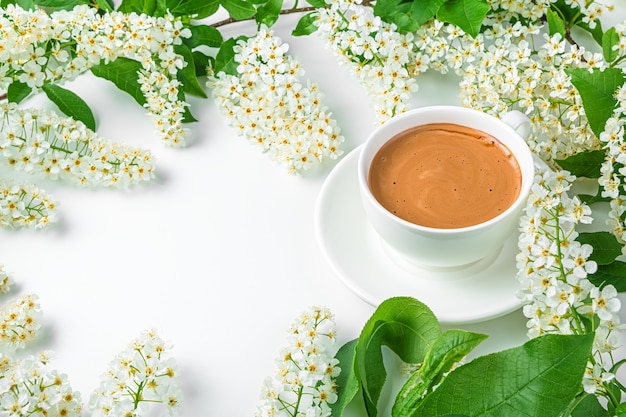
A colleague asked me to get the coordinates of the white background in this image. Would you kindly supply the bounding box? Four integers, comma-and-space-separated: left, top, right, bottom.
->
0, 6, 625, 417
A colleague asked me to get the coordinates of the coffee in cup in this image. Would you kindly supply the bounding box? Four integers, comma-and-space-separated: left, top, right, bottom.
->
368, 123, 522, 229
357, 106, 534, 268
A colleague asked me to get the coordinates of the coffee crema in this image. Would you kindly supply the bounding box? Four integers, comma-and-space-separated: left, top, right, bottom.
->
368, 123, 522, 229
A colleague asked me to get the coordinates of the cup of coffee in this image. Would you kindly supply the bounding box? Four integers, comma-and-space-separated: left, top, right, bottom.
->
358, 106, 534, 268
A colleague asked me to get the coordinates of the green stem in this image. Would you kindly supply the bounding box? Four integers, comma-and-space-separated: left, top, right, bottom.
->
211, 6, 319, 28
560, 391, 588, 417
292, 385, 304, 417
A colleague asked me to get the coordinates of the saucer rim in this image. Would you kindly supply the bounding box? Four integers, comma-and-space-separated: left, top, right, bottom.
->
314, 145, 524, 324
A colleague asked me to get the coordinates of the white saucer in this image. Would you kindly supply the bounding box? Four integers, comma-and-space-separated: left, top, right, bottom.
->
314, 145, 523, 324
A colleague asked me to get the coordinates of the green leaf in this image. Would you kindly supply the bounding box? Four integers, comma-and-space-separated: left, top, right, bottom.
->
168, 0, 219, 19
33, 0, 90, 11
555, 149, 605, 178
374, 0, 420, 33
94, 0, 113, 11
410, 0, 446, 27
579, 18, 604, 46
292, 11, 319, 36
589, 261, 626, 292
256, 0, 283, 28
546, 9, 566, 37
436, 0, 489, 38
602, 27, 620, 63
566, 67, 625, 138
356, 297, 441, 417
42, 84, 96, 131
178, 87, 197, 123
117, 0, 162, 15
7, 81, 32, 104
213, 37, 239, 76
577, 232, 623, 265
549, 0, 577, 23
184, 24, 223, 49
578, 187, 610, 205
549, 0, 602, 44
192, 50, 212, 77
117, 0, 145, 13
329, 339, 360, 417
0, 0, 34, 9
373, 0, 404, 27
306, 0, 326, 6
174, 43, 208, 98
572, 394, 610, 417
393, 329, 488, 417
220, 0, 256, 20
393, 13, 421, 33
91, 57, 146, 106
409, 333, 595, 417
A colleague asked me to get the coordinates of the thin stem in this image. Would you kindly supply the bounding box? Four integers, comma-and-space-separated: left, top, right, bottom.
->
559, 392, 588, 417
211, 6, 318, 28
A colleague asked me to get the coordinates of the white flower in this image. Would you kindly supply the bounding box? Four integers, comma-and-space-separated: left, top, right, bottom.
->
589, 286, 622, 322
209, 28, 345, 174
0, 179, 56, 229
0, 265, 12, 294
0, 351, 83, 417
0, 293, 42, 352
89, 329, 182, 417
255, 306, 340, 417
517, 164, 624, 402
0, 103, 156, 187
1, 5, 191, 146
314, 0, 418, 123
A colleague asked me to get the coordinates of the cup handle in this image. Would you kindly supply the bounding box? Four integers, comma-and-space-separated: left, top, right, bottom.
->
502, 110, 531, 139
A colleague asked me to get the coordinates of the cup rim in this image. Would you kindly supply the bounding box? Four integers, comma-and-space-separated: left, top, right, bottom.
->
357, 105, 535, 234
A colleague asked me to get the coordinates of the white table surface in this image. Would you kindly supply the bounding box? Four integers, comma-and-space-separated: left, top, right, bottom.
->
1, 9, 625, 417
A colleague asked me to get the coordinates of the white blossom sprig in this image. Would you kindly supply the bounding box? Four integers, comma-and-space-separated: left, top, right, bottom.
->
597, 26, 626, 244
0, 292, 42, 352
516, 166, 624, 403
458, 30, 604, 165
255, 306, 340, 417
0, 351, 83, 417
0, 265, 12, 294
0, 103, 156, 187
314, 0, 419, 123
89, 329, 182, 417
405, 15, 604, 167
209, 28, 345, 174
0, 179, 56, 229
0, 4, 191, 146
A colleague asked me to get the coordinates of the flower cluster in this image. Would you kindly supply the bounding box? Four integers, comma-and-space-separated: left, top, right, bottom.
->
398, 15, 604, 166
89, 329, 182, 417
598, 108, 626, 243
313, 0, 609, 162
0, 264, 12, 294
597, 25, 626, 244
0, 103, 156, 187
0, 4, 191, 146
209, 28, 345, 174
516, 167, 623, 397
314, 0, 419, 123
0, 293, 42, 351
255, 306, 340, 417
457, 29, 604, 165
0, 178, 56, 229
486, 0, 553, 22
0, 351, 83, 417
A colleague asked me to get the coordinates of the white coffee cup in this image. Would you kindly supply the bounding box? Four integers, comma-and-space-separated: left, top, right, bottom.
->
357, 106, 534, 268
